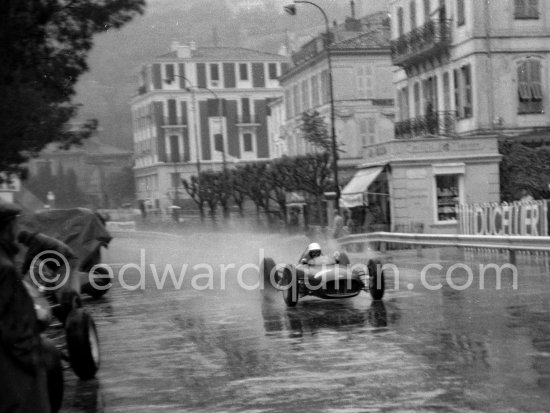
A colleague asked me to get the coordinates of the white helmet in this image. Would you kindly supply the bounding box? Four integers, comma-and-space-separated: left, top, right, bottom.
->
307, 242, 322, 258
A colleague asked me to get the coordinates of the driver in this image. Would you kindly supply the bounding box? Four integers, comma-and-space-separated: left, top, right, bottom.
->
304, 242, 323, 263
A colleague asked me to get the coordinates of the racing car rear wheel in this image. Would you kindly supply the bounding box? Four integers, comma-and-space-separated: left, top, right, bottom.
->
281, 267, 299, 307
367, 259, 385, 301
65, 308, 100, 380
260, 257, 277, 294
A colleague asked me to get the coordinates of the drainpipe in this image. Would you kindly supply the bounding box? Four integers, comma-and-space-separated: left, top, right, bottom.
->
485, 0, 495, 130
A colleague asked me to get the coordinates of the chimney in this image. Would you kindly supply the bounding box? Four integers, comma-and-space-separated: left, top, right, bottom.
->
171, 41, 191, 58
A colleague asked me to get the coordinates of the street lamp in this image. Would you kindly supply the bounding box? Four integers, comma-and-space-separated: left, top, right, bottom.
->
285, 1, 340, 210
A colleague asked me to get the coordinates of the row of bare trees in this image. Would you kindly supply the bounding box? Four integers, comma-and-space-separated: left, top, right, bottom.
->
181, 152, 335, 224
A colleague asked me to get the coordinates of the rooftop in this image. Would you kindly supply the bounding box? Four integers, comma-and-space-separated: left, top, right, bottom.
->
157, 46, 286, 61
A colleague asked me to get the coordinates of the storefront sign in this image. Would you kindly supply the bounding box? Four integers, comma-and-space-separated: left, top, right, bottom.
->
458, 201, 548, 236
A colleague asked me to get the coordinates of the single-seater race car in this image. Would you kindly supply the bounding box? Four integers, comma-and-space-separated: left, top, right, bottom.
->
261, 243, 386, 307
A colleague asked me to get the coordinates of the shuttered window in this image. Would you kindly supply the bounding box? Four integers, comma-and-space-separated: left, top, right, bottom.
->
397, 7, 404, 36
239, 63, 248, 80
311, 75, 319, 107
454, 65, 473, 119
518, 59, 544, 114
357, 65, 373, 98
515, 0, 539, 19
268, 63, 278, 79
410, 1, 417, 29
457, 0, 465, 26
423, 0, 430, 22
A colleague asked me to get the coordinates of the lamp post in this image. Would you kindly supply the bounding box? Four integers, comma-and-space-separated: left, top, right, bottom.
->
285, 0, 340, 210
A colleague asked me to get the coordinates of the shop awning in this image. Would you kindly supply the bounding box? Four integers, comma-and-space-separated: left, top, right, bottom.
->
340, 166, 384, 208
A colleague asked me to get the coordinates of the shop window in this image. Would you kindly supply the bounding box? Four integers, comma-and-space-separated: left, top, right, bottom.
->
517, 59, 543, 114
436, 174, 460, 221
515, 0, 539, 19
457, 0, 465, 26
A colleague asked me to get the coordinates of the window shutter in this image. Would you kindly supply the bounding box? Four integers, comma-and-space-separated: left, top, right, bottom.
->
528, 0, 538, 17
529, 60, 543, 99
223, 63, 236, 88
152, 64, 162, 89
518, 62, 532, 99
197, 63, 207, 88
454, 69, 462, 118
178, 64, 186, 89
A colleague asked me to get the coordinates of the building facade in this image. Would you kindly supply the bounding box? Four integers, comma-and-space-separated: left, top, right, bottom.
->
390, 0, 550, 141
131, 42, 288, 211
277, 12, 395, 177
341, 0, 549, 233
25, 136, 133, 209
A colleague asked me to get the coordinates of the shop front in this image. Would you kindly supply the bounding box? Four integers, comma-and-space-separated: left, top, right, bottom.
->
342, 136, 502, 234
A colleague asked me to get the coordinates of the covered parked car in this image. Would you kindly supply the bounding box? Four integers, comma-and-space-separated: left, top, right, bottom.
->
18, 207, 113, 298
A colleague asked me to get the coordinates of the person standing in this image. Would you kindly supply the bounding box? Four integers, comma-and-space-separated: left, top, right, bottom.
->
332, 209, 345, 239
0, 202, 51, 412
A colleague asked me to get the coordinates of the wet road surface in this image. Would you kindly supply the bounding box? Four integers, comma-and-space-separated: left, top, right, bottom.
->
60, 232, 550, 412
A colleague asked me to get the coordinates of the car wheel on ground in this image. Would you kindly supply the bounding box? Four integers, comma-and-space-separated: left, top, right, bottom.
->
367, 259, 385, 301
281, 267, 299, 307
260, 257, 276, 295
65, 308, 100, 380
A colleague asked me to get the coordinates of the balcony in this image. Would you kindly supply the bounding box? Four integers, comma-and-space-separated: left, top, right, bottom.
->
391, 20, 452, 67
394, 111, 456, 139
236, 114, 261, 126
161, 117, 187, 128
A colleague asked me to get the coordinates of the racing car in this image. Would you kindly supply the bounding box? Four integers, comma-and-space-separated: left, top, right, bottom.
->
260, 244, 385, 307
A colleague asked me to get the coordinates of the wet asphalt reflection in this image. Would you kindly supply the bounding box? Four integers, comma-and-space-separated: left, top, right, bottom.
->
60, 233, 550, 412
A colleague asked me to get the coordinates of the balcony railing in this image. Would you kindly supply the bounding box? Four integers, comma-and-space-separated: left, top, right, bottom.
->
161, 117, 187, 127
395, 111, 456, 139
391, 19, 452, 67
236, 114, 261, 125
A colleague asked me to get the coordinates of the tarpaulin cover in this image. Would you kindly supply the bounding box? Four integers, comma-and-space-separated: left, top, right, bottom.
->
19, 208, 112, 265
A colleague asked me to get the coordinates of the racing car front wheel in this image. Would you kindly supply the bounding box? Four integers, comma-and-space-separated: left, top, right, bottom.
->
65, 308, 100, 380
367, 259, 385, 301
260, 257, 277, 294
281, 267, 299, 307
